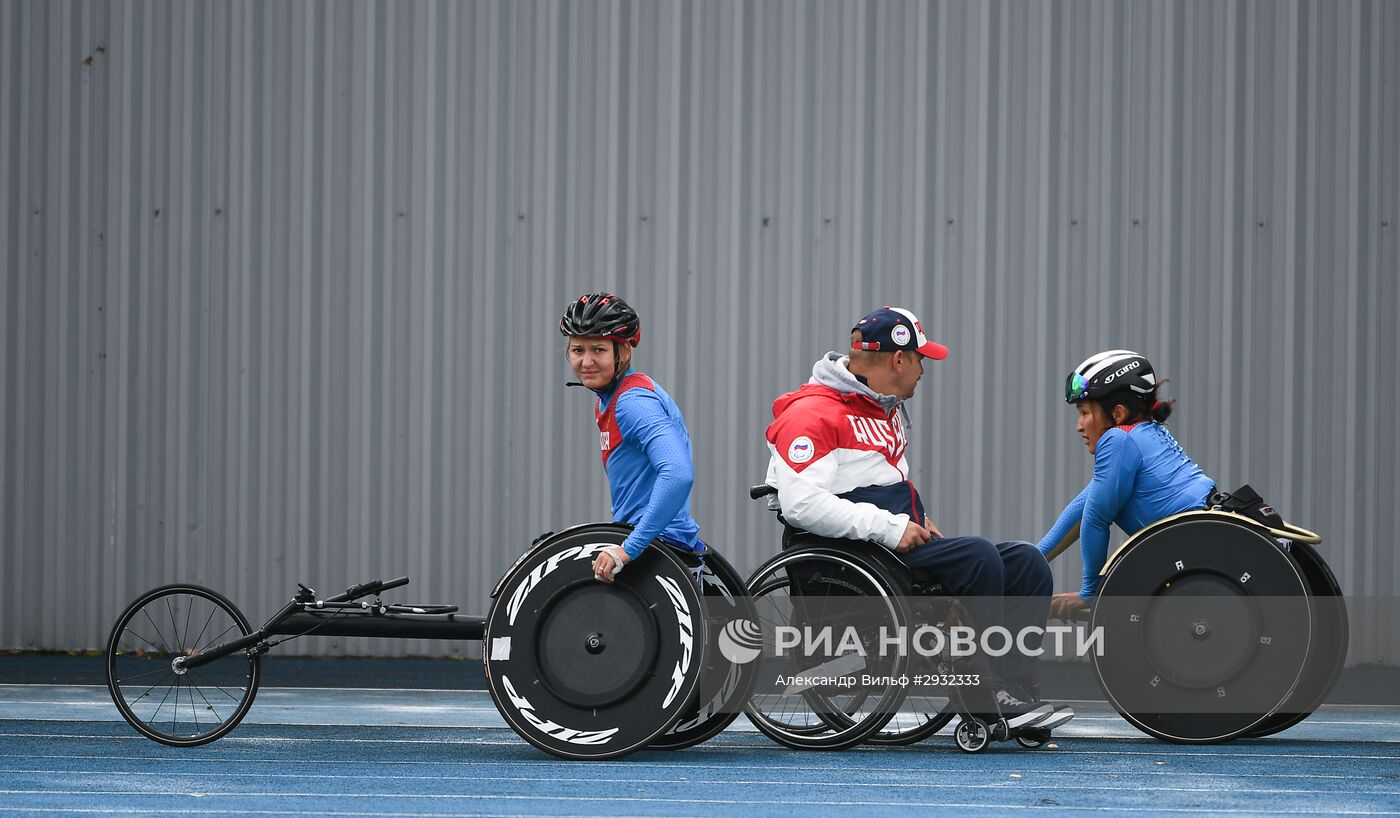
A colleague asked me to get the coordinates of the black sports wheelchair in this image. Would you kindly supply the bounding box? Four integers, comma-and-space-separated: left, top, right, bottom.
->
105, 523, 757, 760
106, 485, 1344, 758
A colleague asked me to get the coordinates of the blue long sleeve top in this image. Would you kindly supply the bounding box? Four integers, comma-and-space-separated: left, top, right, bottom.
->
593, 370, 704, 559
1038, 422, 1214, 597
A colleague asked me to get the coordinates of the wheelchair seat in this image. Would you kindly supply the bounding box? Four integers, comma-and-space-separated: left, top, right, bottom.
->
780, 521, 948, 597
749, 480, 952, 597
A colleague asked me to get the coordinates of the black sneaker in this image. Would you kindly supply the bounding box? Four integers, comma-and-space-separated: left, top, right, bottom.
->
993, 688, 1054, 731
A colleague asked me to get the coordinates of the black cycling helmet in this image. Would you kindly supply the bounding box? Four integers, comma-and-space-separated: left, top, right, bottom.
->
559, 292, 641, 347
1065, 349, 1157, 404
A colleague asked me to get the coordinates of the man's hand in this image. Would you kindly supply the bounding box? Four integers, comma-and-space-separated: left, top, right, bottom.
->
923, 516, 944, 538
895, 521, 933, 554
592, 546, 632, 583
1049, 592, 1091, 621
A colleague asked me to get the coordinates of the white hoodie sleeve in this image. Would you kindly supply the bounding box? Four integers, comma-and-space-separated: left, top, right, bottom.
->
765, 444, 909, 550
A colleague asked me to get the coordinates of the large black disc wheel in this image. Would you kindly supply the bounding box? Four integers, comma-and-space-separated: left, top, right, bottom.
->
1244, 540, 1348, 738
1092, 514, 1312, 744
484, 524, 708, 760
105, 584, 261, 747
651, 549, 759, 750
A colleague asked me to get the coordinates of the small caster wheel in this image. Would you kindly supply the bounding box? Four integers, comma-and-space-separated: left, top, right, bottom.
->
955, 717, 991, 753
1015, 728, 1050, 749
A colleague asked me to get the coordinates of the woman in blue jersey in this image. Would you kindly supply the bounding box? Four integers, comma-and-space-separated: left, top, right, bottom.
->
558, 292, 706, 583
1039, 350, 1215, 619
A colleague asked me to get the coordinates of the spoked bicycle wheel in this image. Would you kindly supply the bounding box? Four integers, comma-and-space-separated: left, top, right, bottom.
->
802, 639, 955, 745
866, 695, 956, 745
743, 549, 910, 750
865, 597, 962, 745
106, 584, 261, 747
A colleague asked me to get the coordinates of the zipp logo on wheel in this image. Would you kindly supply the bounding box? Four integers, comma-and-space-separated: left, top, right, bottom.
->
655, 574, 695, 708
505, 543, 612, 625
501, 674, 618, 746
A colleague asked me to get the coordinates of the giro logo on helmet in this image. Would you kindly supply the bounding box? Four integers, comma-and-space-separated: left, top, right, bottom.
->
1104, 360, 1141, 384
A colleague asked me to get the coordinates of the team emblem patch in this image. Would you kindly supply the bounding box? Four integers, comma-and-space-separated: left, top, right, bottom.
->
891, 325, 912, 346
787, 436, 815, 464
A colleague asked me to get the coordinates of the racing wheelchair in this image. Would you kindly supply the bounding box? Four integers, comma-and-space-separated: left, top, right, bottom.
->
1088, 491, 1347, 744
104, 522, 757, 760
740, 483, 1347, 751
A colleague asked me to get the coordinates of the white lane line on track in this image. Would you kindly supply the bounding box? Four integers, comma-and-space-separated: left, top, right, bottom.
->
4, 753, 1399, 781
8, 711, 1400, 729
0, 714, 1381, 732
9, 686, 1399, 713
2, 769, 1395, 797
29, 711, 1400, 727
18, 708, 1398, 727
0, 810, 692, 818
1, 792, 1397, 814
3, 731, 1397, 756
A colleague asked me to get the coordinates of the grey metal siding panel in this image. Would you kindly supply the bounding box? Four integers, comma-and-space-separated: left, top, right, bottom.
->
1, 0, 1396, 662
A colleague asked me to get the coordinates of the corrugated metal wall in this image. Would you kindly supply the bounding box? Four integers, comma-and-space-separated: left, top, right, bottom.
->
2, 0, 1396, 661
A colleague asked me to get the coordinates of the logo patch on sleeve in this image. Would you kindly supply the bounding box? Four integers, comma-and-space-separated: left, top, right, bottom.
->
787, 436, 815, 464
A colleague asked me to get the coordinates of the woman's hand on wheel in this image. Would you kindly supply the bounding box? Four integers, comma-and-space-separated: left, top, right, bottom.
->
1049, 592, 1090, 621
592, 546, 631, 583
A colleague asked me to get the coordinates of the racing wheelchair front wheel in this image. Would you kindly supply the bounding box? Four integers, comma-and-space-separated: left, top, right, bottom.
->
105, 584, 261, 747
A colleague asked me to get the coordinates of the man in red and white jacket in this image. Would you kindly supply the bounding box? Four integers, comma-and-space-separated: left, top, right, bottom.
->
764, 307, 1072, 731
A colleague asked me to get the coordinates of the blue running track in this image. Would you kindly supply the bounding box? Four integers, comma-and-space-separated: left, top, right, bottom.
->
2, 684, 1398, 817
